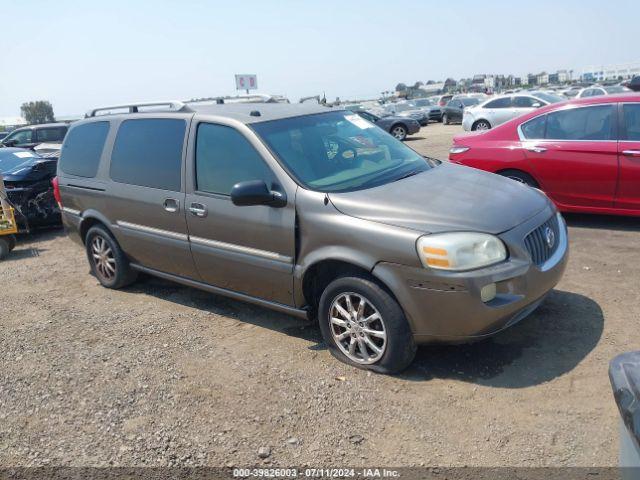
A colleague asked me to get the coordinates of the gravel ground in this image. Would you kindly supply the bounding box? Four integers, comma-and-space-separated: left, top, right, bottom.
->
1, 123, 639, 467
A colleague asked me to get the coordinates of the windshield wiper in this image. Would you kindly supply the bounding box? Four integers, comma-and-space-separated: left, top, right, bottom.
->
394, 169, 424, 182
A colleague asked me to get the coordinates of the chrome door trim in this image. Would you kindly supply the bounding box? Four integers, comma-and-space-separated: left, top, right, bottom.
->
116, 220, 188, 241
189, 235, 293, 264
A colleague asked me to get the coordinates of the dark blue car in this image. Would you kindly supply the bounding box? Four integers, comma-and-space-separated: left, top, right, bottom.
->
0, 148, 60, 228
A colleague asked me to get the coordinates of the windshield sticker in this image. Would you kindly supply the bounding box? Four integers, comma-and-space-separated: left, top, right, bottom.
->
13, 152, 34, 159
345, 114, 373, 130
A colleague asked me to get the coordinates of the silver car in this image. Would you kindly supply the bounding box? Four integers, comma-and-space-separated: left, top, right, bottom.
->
56, 101, 568, 374
462, 92, 564, 131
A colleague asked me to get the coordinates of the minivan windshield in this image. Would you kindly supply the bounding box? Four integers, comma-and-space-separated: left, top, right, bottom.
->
252, 111, 432, 193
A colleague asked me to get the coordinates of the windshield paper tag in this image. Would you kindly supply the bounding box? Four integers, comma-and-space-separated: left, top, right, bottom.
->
345, 114, 373, 130
13, 152, 34, 158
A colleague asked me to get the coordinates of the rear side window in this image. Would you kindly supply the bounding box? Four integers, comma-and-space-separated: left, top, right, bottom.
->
484, 97, 511, 109
513, 96, 539, 108
36, 127, 67, 142
59, 121, 110, 177
110, 119, 185, 191
622, 104, 640, 141
195, 123, 272, 195
545, 105, 614, 141
521, 115, 547, 140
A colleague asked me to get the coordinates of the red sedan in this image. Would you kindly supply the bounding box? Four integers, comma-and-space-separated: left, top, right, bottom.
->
449, 94, 640, 216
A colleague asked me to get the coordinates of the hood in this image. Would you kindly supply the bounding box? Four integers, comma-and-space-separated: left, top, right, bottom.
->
1, 160, 54, 183
328, 163, 550, 234
383, 115, 419, 124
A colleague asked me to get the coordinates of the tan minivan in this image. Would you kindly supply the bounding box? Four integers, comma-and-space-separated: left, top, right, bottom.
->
55, 101, 568, 373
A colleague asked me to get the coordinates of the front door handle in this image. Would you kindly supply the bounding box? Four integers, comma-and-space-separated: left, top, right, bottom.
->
622, 149, 640, 158
525, 146, 547, 154
189, 203, 207, 217
163, 198, 179, 213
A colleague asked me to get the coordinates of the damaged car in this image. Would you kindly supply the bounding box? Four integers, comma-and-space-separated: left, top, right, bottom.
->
0, 147, 60, 229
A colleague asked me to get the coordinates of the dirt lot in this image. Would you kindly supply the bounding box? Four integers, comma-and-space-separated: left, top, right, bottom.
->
1, 123, 639, 468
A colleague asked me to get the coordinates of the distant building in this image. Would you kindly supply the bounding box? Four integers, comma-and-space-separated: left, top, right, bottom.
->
581, 62, 640, 82
536, 72, 549, 85
0, 117, 26, 130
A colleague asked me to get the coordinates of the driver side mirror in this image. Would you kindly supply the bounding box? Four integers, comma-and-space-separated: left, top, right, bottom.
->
230, 180, 287, 208
2, 139, 16, 147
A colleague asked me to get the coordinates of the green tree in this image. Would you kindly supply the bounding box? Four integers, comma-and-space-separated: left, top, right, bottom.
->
20, 101, 55, 124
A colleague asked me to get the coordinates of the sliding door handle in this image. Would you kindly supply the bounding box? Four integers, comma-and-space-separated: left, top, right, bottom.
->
189, 203, 207, 217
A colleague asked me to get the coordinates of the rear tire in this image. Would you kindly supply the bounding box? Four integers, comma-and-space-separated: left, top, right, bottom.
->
318, 275, 416, 374
390, 124, 407, 141
85, 225, 138, 289
472, 119, 491, 131
498, 169, 539, 188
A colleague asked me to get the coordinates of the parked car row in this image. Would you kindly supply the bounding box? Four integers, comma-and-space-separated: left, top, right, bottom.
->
462, 92, 566, 131
354, 110, 420, 140
450, 93, 640, 216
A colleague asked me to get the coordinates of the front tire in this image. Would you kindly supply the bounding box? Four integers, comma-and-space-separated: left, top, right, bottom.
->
390, 124, 407, 141
318, 275, 416, 374
85, 225, 138, 289
442, 114, 449, 125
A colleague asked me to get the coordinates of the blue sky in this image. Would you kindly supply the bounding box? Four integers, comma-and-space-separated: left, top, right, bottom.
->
0, 0, 638, 117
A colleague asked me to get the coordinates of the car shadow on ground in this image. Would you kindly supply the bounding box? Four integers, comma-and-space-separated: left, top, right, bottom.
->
127, 275, 324, 345
2, 227, 63, 261
404, 137, 426, 142
128, 277, 601, 388
401, 289, 603, 388
564, 212, 640, 232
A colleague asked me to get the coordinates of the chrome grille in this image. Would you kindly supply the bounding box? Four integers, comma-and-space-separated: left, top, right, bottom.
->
524, 215, 560, 266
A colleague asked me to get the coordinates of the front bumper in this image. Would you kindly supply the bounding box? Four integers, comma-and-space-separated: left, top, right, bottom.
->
462, 115, 474, 131
372, 209, 568, 344
406, 122, 421, 135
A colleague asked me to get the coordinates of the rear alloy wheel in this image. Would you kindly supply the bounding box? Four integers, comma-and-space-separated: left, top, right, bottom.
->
85, 225, 138, 289
391, 125, 407, 141
91, 235, 117, 282
472, 120, 491, 131
318, 275, 416, 374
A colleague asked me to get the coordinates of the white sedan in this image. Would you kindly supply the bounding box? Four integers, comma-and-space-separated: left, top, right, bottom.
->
462, 92, 564, 131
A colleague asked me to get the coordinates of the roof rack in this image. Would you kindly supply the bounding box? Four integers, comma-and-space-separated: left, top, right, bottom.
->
85, 101, 192, 118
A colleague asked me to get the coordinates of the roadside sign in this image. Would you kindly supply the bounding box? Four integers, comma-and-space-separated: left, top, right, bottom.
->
235, 74, 258, 93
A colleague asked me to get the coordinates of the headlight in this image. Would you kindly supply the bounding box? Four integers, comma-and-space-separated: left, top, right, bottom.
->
417, 232, 507, 271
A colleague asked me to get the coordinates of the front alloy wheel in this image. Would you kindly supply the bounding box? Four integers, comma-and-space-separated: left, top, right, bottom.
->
329, 292, 387, 364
